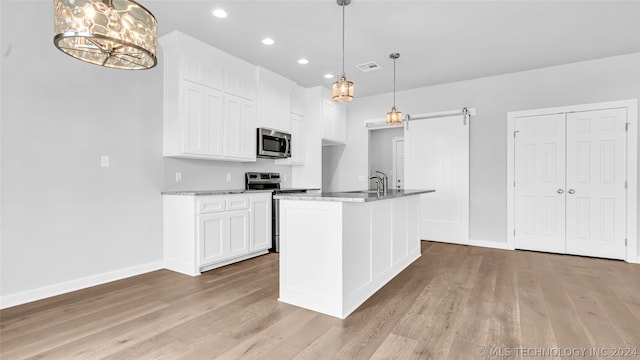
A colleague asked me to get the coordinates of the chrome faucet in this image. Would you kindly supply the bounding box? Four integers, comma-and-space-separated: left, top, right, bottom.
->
375, 171, 389, 193
369, 175, 384, 195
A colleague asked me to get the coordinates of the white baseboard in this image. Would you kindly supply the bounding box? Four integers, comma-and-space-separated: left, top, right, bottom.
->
467, 239, 514, 251
0, 261, 164, 310
627, 254, 640, 264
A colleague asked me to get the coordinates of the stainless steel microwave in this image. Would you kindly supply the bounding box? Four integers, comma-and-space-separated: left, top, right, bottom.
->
257, 128, 291, 159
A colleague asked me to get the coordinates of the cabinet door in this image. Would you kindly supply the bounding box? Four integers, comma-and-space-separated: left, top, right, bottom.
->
204, 88, 225, 156
199, 213, 226, 265
181, 82, 224, 156
228, 210, 250, 258
224, 70, 257, 101
276, 113, 305, 165
182, 81, 206, 154
224, 94, 256, 160
259, 82, 291, 132
251, 194, 272, 252
182, 52, 223, 90
322, 99, 336, 140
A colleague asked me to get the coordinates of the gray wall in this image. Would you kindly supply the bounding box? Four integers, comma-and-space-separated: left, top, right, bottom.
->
1, 2, 164, 296
331, 53, 640, 247
0, 2, 292, 301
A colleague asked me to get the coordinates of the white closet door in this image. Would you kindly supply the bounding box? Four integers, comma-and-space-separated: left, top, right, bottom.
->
405, 115, 469, 243
565, 109, 627, 259
514, 114, 567, 253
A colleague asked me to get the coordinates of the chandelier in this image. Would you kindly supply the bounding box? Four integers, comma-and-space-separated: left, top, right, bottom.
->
53, 0, 157, 70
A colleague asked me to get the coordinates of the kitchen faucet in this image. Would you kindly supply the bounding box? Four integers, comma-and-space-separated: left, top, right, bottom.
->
375, 171, 388, 193
369, 175, 384, 195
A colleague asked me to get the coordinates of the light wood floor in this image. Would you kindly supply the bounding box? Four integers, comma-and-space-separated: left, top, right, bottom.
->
2, 242, 639, 360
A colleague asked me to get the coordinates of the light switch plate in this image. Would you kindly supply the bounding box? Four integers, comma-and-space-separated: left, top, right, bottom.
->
100, 155, 109, 168
226, 173, 232, 182
175, 172, 182, 183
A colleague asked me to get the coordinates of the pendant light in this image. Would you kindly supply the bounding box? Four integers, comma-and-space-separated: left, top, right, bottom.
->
332, 0, 354, 102
53, 0, 157, 70
386, 53, 402, 125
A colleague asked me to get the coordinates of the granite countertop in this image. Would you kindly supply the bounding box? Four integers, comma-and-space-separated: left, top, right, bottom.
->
161, 189, 274, 196
273, 189, 435, 203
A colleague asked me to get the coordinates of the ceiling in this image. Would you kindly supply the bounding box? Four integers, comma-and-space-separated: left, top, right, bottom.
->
148, 0, 640, 97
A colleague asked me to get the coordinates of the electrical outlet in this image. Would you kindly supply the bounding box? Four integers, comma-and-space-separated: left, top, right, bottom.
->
100, 155, 109, 168
175, 172, 182, 183
226, 173, 232, 182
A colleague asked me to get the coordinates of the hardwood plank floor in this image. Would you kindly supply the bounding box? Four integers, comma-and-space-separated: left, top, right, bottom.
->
2, 242, 639, 360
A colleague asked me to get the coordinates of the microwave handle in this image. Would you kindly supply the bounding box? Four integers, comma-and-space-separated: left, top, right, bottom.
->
285, 137, 291, 157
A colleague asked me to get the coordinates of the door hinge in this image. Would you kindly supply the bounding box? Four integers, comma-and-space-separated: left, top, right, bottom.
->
625, 238, 628, 246
513, 180, 516, 187
625, 122, 630, 132
625, 180, 628, 189
513, 130, 519, 138
513, 229, 516, 236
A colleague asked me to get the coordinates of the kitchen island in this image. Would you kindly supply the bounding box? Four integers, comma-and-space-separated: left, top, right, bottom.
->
274, 189, 434, 319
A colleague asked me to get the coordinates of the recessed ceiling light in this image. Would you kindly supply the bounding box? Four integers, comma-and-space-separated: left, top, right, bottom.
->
298, 58, 309, 65
212, 9, 227, 18
261, 38, 275, 46
323, 74, 334, 79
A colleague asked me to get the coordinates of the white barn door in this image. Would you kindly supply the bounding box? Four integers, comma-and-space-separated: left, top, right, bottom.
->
514, 114, 567, 253
405, 115, 469, 244
565, 109, 627, 259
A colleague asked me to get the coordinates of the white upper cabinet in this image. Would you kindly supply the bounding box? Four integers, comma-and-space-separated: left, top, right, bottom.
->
224, 94, 256, 160
321, 94, 346, 145
257, 67, 295, 133
182, 52, 223, 90
160, 31, 258, 162
275, 113, 305, 166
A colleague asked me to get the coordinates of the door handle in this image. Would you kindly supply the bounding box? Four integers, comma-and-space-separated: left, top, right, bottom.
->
557, 189, 564, 194
568, 189, 575, 194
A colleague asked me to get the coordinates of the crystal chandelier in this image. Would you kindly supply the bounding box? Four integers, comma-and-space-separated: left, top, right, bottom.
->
53, 0, 157, 70
332, 0, 354, 102
386, 53, 402, 125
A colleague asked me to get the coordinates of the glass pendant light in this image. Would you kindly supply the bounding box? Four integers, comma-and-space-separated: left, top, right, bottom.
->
332, 0, 354, 102
386, 53, 402, 125
53, 0, 157, 70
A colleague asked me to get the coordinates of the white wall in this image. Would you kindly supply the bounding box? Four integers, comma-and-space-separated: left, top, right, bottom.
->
333, 53, 640, 248
369, 127, 403, 189
0, 2, 296, 307
162, 158, 292, 191
1, 2, 165, 302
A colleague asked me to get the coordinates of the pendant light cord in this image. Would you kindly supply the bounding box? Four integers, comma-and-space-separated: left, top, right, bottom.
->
393, 57, 396, 107
341, 3, 345, 76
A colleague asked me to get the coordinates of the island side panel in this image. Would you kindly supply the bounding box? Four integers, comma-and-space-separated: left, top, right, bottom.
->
278, 199, 344, 318
342, 196, 422, 318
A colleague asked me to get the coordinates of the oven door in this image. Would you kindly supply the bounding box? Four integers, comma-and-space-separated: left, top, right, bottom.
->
257, 128, 291, 158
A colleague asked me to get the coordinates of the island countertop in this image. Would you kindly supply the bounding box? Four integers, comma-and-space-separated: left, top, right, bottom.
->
161, 189, 274, 196
273, 189, 434, 202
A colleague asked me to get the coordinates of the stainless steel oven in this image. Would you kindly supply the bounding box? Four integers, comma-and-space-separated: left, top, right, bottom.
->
245, 172, 308, 252
256, 128, 291, 159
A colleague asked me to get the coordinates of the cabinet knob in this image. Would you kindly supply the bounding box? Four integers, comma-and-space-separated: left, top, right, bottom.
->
557, 189, 564, 194
568, 189, 575, 194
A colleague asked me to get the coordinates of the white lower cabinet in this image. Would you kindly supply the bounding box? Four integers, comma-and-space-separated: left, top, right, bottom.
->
163, 192, 272, 276
199, 209, 250, 266
250, 194, 272, 251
